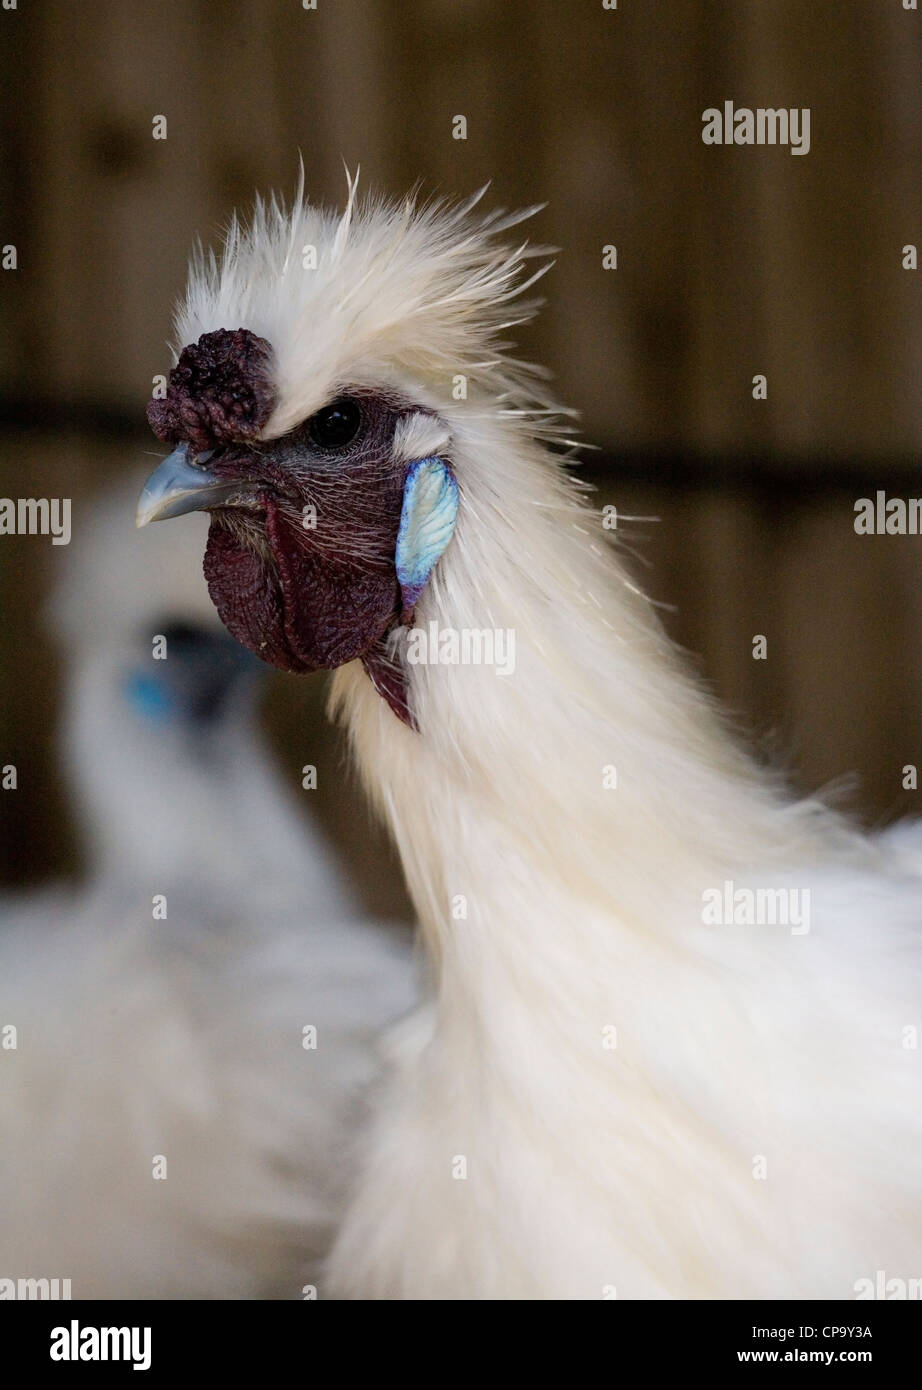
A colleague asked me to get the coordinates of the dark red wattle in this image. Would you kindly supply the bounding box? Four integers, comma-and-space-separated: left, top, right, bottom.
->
203, 498, 402, 675
267, 501, 401, 671
203, 515, 303, 672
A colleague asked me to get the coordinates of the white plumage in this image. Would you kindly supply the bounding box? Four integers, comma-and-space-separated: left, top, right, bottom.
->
152, 179, 921, 1299
0, 481, 415, 1298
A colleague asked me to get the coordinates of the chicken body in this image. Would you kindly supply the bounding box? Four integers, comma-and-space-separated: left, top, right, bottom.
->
136, 183, 922, 1299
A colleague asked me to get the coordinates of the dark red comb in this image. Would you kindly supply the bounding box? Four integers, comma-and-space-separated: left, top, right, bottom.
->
147, 327, 276, 452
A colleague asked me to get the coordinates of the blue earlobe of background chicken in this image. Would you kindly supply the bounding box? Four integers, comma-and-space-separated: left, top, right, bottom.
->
395, 457, 459, 621
124, 670, 176, 724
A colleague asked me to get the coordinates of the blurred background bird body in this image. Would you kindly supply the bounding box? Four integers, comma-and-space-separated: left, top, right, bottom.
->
138, 179, 922, 1300
0, 482, 415, 1299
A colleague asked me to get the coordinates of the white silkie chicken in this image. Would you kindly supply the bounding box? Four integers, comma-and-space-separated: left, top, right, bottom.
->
0, 481, 415, 1299
137, 177, 921, 1300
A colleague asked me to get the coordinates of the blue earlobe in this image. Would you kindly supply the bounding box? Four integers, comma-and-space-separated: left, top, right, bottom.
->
395, 457, 459, 619
123, 671, 175, 725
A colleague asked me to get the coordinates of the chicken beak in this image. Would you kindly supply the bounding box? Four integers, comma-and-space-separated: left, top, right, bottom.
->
136, 444, 238, 528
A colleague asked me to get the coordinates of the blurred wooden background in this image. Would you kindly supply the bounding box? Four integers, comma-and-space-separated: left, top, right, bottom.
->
2, 0, 922, 889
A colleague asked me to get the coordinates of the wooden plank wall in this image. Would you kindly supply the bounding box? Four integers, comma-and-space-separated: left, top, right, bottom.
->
2, 1, 921, 884
3, 0, 920, 451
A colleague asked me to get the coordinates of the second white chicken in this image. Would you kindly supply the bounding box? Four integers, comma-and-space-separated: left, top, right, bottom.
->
0, 480, 416, 1298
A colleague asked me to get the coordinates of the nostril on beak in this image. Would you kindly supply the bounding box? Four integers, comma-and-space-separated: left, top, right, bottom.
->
136, 444, 235, 527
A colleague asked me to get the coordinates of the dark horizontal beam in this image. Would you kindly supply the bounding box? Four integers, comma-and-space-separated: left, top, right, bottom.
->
0, 395, 917, 497
0, 395, 143, 442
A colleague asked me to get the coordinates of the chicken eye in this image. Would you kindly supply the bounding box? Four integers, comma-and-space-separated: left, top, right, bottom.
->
307, 397, 363, 451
